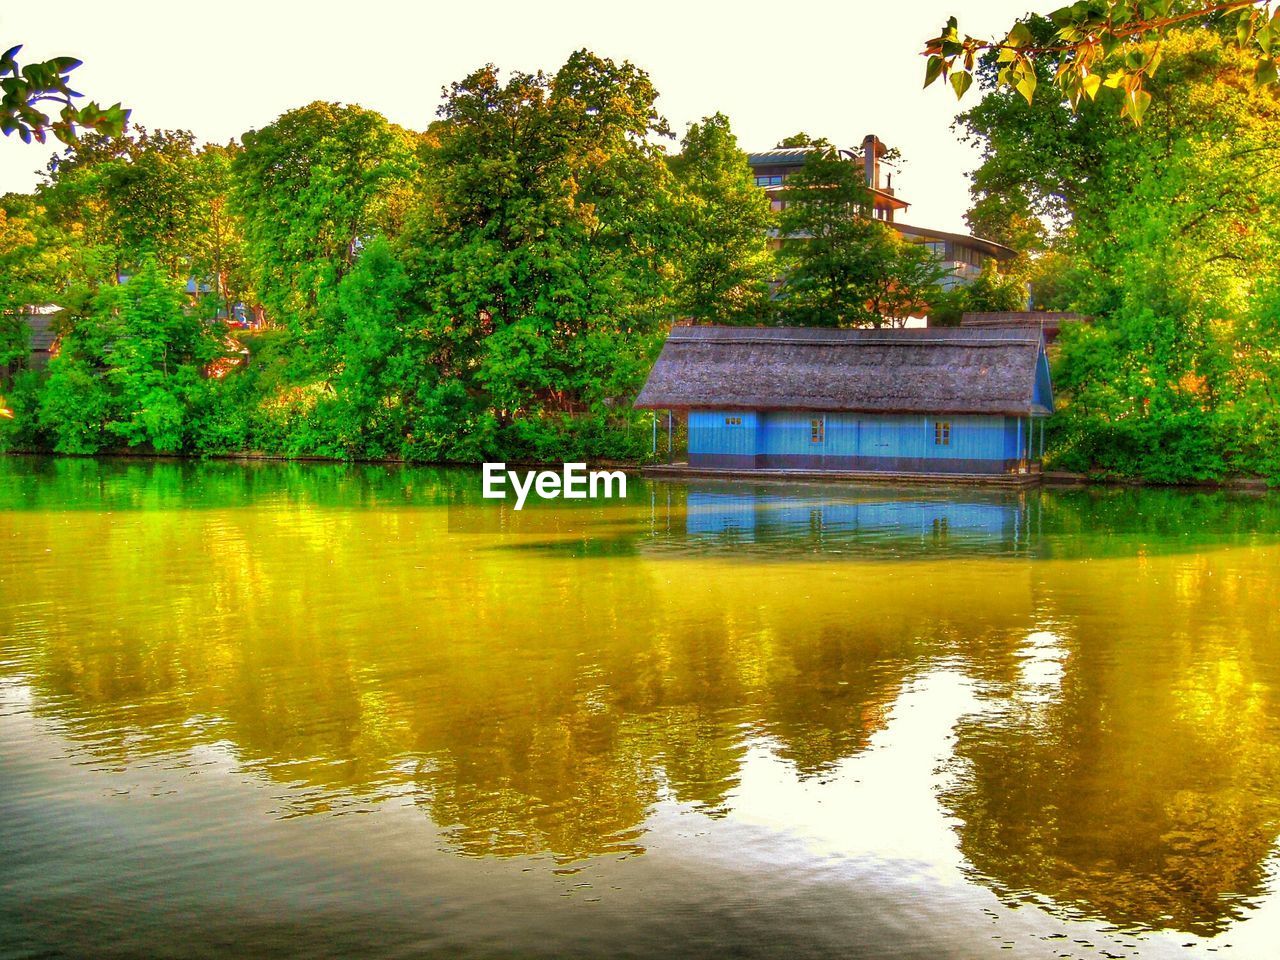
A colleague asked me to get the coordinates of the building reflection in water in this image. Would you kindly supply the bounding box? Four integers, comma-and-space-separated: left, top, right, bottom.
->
677, 482, 1035, 557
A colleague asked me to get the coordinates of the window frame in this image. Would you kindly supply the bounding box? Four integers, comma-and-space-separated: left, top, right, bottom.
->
934, 420, 951, 446
810, 416, 825, 444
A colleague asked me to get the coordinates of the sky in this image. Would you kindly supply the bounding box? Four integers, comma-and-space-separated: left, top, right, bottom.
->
1, 0, 1033, 233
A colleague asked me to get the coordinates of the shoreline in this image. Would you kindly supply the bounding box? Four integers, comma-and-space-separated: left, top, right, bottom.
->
2, 449, 1273, 491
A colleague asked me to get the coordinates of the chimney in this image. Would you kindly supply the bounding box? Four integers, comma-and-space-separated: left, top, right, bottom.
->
862, 134, 881, 190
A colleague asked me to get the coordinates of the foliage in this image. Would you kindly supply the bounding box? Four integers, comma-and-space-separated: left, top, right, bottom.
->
231, 102, 425, 337
961, 27, 1280, 481
36, 257, 222, 454
409, 51, 678, 458
927, 1, 1280, 124
1, 42, 128, 144
776, 132, 833, 149
6, 38, 1280, 483
668, 113, 775, 323
930, 260, 1028, 326
775, 149, 952, 327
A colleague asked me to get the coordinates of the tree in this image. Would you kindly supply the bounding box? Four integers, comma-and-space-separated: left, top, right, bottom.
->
34, 127, 253, 331
413, 50, 679, 458
1, 43, 128, 144
231, 102, 424, 337
776, 132, 832, 149
930, 260, 1028, 326
323, 237, 419, 458
926, 1, 1280, 124
956, 13, 1134, 254
775, 149, 952, 327
967, 26, 1280, 480
669, 113, 775, 324
38, 256, 221, 454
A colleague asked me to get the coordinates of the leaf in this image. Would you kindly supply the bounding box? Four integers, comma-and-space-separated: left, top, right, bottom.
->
1124, 88, 1152, 125
1047, 5, 1075, 27
1008, 22, 1033, 47
1238, 10, 1255, 48
1082, 71, 1103, 100
1014, 62, 1037, 105
1257, 58, 1280, 86
924, 55, 943, 88
951, 70, 973, 99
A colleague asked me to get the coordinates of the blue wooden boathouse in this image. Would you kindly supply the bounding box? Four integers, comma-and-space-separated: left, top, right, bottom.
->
634, 326, 1053, 476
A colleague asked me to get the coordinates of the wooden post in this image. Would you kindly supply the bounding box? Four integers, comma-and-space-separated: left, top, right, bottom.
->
652, 414, 657, 455
667, 410, 673, 462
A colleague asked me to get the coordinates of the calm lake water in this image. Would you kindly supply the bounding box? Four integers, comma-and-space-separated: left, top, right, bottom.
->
3, 457, 1280, 959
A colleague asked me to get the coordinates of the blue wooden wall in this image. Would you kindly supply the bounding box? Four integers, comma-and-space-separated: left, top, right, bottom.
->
688, 411, 760, 456
689, 410, 1028, 462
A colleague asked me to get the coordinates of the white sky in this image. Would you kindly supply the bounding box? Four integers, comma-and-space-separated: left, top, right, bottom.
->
1, 0, 1033, 233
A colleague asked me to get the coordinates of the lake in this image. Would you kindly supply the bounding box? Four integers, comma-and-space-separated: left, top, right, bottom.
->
3, 456, 1280, 959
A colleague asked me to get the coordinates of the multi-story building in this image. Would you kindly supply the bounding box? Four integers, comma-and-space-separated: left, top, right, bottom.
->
747, 134, 1015, 290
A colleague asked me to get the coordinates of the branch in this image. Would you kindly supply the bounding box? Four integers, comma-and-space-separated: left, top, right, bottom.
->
924, 1, 1280, 125
1, 43, 130, 145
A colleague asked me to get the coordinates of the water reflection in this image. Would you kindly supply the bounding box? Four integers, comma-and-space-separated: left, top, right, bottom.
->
941, 559, 1280, 936
680, 484, 1034, 556
3, 457, 1280, 944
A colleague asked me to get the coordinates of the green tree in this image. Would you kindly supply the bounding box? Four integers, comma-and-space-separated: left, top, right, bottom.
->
996, 29, 1280, 480
413, 50, 678, 458
930, 260, 1028, 326
669, 113, 775, 323
38, 257, 221, 454
231, 102, 425, 337
39, 128, 247, 308
776, 149, 951, 327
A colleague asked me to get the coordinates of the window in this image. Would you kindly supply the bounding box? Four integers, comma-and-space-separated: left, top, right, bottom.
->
934, 421, 951, 446
724, 416, 742, 426
753, 175, 784, 187
810, 417, 825, 444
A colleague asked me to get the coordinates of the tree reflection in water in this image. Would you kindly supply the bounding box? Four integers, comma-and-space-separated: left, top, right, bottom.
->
2, 457, 1280, 934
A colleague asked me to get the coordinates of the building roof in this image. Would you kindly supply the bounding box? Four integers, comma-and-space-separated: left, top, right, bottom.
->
960, 311, 1090, 343
746, 148, 821, 167
893, 222, 1016, 261
634, 325, 1050, 416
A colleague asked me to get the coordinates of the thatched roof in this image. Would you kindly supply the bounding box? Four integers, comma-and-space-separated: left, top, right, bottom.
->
960, 311, 1090, 343
634, 325, 1049, 416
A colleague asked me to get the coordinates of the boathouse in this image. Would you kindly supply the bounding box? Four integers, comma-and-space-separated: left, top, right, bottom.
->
634, 326, 1053, 476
